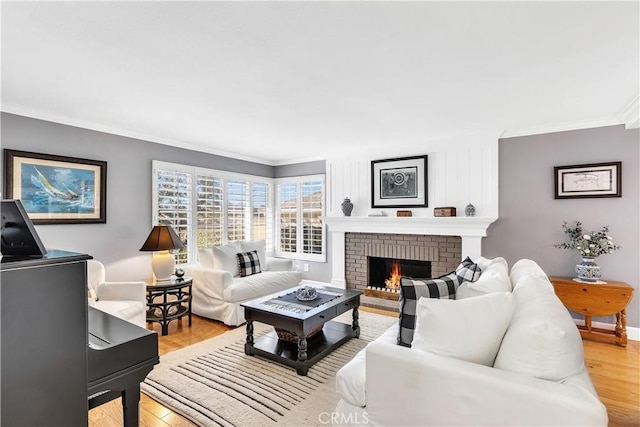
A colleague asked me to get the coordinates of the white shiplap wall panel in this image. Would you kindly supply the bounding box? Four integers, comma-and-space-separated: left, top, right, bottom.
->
327, 139, 498, 218
430, 151, 444, 210
444, 151, 459, 207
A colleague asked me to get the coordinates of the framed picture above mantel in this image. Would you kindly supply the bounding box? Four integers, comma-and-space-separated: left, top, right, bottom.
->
3, 149, 107, 224
554, 161, 621, 199
371, 155, 428, 208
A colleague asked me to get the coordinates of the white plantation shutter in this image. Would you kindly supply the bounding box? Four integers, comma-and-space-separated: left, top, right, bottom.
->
278, 183, 298, 254
226, 180, 250, 242
276, 175, 325, 261
154, 168, 191, 264
196, 174, 223, 248
252, 182, 272, 252
301, 180, 323, 255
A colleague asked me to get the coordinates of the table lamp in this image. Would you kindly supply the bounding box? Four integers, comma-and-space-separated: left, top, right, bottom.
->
140, 224, 185, 282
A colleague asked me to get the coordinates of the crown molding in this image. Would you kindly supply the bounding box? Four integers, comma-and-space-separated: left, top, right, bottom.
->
500, 117, 623, 139
0, 104, 278, 166
620, 95, 639, 129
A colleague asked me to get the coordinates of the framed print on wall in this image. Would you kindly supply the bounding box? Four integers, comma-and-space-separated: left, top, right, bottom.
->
371, 155, 428, 208
4, 149, 107, 224
554, 161, 621, 199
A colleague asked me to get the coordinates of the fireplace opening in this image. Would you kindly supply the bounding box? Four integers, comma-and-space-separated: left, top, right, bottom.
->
368, 257, 432, 290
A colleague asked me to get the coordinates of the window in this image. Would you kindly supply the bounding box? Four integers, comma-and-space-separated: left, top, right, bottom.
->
275, 175, 326, 262
252, 182, 271, 248
195, 174, 223, 248
226, 179, 250, 242
153, 161, 272, 264
154, 168, 192, 265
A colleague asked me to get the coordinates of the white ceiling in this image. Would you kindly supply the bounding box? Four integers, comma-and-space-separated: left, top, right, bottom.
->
2, 1, 638, 166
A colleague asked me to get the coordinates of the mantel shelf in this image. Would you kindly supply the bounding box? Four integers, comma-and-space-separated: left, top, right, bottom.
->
321, 216, 497, 237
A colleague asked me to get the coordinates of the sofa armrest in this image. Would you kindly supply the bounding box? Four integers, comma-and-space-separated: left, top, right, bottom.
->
266, 257, 293, 272
96, 281, 146, 303
182, 264, 234, 300
365, 341, 608, 427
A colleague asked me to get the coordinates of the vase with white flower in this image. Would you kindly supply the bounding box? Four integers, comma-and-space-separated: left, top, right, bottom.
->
554, 221, 621, 282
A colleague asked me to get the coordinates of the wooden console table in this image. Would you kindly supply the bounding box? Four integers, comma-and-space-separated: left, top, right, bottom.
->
549, 276, 634, 347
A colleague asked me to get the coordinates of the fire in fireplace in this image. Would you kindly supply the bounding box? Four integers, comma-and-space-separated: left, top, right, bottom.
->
385, 260, 402, 289
368, 256, 432, 290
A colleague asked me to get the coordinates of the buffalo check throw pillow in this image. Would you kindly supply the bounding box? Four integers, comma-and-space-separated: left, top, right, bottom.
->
456, 256, 482, 283
236, 250, 262, 277
398, 273, 461, 347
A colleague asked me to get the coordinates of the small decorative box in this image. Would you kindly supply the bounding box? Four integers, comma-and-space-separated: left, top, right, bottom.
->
434, 207, 457, 217
396, 210, 413, 217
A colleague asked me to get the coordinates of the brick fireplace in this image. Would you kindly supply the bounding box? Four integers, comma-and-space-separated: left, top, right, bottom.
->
322, 216, 496, 309
345, 232, 461, 292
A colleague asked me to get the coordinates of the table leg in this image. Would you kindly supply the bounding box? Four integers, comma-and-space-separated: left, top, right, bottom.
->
585, 315, 592, 332
296, 336, 309, 375
244, 321, 254, 355
352, 306, 360, 338
619, 309, 628, 347
188, 289, 192, 327
297, 336, 308, 362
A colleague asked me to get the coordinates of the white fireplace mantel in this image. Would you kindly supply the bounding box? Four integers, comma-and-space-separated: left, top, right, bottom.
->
322, 216, 498, 288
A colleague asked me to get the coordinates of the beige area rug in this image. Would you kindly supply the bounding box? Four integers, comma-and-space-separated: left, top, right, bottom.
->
141, 311, 397, 427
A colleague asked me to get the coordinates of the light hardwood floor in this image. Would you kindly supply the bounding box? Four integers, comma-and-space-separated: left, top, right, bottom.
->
89, 309, 640, 426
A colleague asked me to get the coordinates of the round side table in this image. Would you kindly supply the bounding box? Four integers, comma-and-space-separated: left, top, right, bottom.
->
146, 276, 193, 336
550, 276, 634, 346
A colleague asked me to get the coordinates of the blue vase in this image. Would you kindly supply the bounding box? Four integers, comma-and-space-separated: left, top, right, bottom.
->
575, 257, 601, 282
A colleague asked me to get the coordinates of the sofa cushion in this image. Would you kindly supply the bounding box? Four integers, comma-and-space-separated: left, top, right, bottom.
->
455, 256, 482, 283
95, 300, 144, 323
212, 242, 242, 276
509, 258, 549, 289
223, 271, 302, 303
240, 240, 268, 271
456, 261, 512, 299
493, 276, 585, 381
198, 248, 214, 268
411, 291, 514, 366
237, 250, 262, 277
473, 256, 508, 272
398, 273, 460, 347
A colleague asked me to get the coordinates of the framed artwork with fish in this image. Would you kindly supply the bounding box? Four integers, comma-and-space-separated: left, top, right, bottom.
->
4, 149, 107, 224
554, 161, 621, 199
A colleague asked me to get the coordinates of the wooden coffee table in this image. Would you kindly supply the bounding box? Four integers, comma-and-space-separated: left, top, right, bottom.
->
241, 286, 362, 375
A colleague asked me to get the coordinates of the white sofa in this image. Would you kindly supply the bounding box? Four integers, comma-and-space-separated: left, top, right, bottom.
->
334, 258, 608, 426
87, 259, 147, 328
182, 240, 302, 326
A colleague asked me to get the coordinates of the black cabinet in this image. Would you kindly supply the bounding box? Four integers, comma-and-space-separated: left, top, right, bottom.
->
1, 250, 91, 426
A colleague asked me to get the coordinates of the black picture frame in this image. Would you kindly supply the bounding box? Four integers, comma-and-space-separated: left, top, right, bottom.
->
371, 155, 428, 208
4, 149, 107, 224
554, 161, 621, 199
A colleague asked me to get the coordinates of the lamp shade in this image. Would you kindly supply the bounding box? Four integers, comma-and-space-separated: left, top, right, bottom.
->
140, 225, 185, 252
140, 225, 185, 282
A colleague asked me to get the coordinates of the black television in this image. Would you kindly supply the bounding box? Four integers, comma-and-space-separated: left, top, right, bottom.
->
1, 199, 48, 256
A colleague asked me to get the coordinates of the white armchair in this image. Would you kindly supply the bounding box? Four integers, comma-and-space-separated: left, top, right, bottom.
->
87, 260, 147, 328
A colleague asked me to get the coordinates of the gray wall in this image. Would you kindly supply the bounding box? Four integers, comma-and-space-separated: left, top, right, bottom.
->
274, 160, 325, 178
483, 125, 639, 328
2, 113, 317, 281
